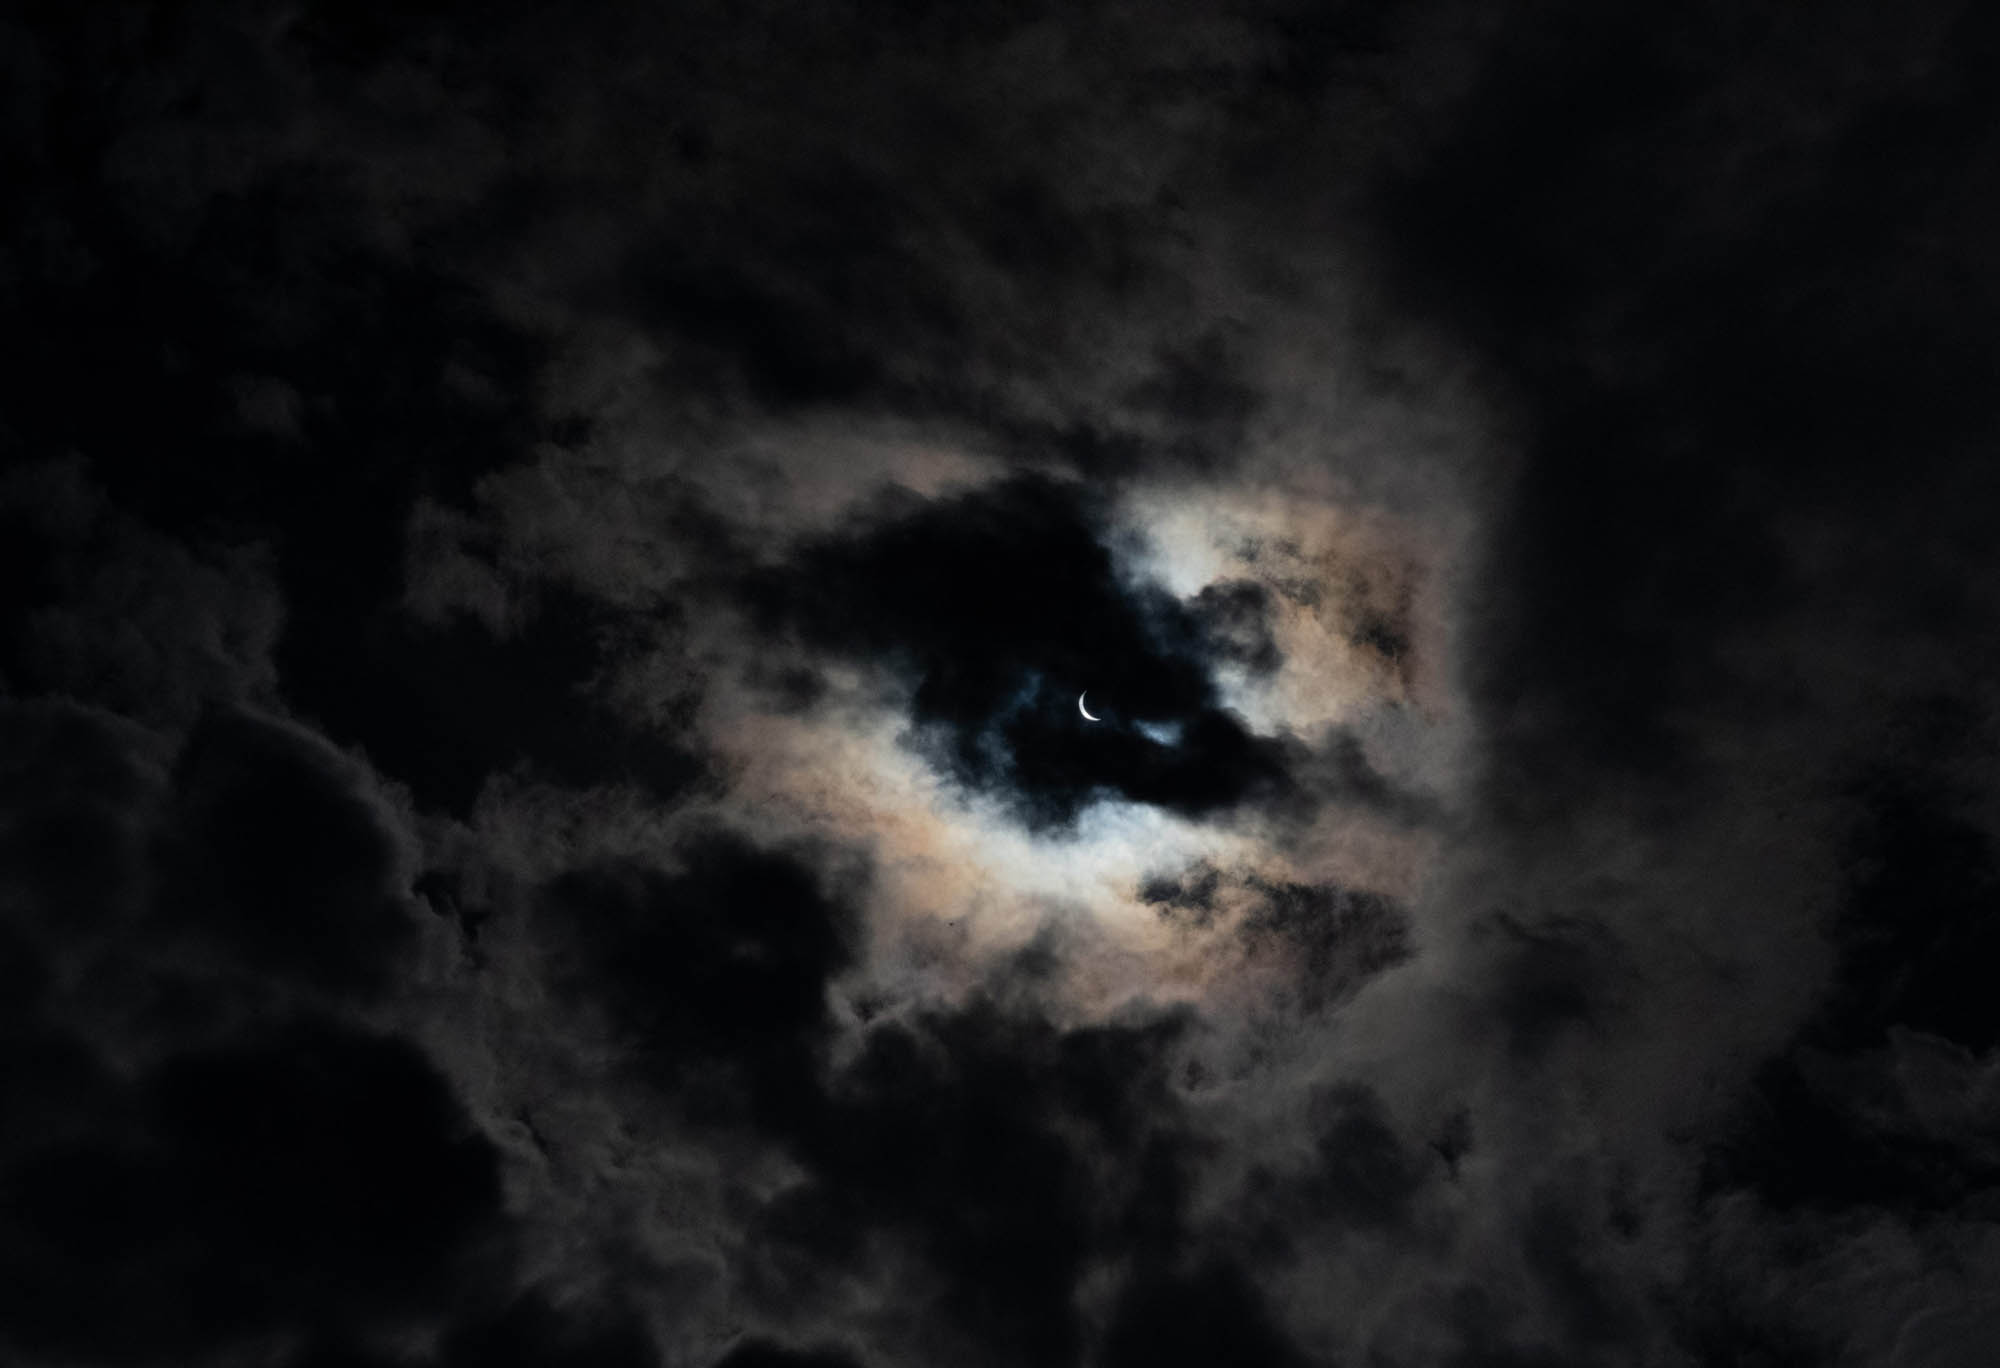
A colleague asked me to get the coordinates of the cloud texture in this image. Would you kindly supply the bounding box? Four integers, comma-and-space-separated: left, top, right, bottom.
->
6, 2, 2000, 1365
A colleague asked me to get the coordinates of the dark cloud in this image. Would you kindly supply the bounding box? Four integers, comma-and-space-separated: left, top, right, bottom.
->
435, 1289, 659, 1368
1142, 861, 1412, 1007
287, 1289, 661, 1368
1441, 1323, 1577, 1368
0, 460, 281, 726
0, 1018, 503, 1363
0, 5, 647, 819
1816, 765, 2000, 1054
1372, 6, 2000, 1360
1188, 579, 1284, 675
537, 832, 860, 1129
750, 475, 1293, 828
0, 704, 529, 1365
1666, 1292, 1829, 1368
0, 963, 103, 1157
1382, 0, 2000, 810
1300, 1083, 1430, 1231
1472, 912, 1631, 1061
289, 1341, 416, 1368
1240, 1080, 1435, 1270
1518, 1190, 1640, 1351
712, 1341, 868, 1368
293, 585, 707, 816
1702, 1044, 2000, 1218
0, 694, 435, 1073
1137, 860, 1226, 928
1699, 765, 2000, 1218
750, 1003, 1197, 1366
148, 1021, 502, 1298
0, 699, 159, 940
1298, 728, 1441, 826
1098, 1261, 1311, 1368
620, 167, 964, 412
152, 707, 416, 1000
1121, 331, 1266, 472
1237, 877, 1413, 1007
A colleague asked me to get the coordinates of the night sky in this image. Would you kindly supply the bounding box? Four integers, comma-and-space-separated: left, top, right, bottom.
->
5, 3, 2000, 1365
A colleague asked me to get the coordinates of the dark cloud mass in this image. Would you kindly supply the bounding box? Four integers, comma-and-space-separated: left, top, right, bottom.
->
537, 832, 859, 1129
711, 1344, 867, 1368
0, 1018, 503, 1360
1143, 860, 1414, 1008
154, 707, 416, 999
5, 1, 2000, 1365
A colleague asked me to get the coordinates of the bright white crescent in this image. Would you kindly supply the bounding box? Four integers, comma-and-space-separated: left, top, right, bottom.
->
1078, 692, 1100, 722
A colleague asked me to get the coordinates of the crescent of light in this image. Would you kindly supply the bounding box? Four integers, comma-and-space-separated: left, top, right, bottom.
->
1078, 692, 1100, 722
